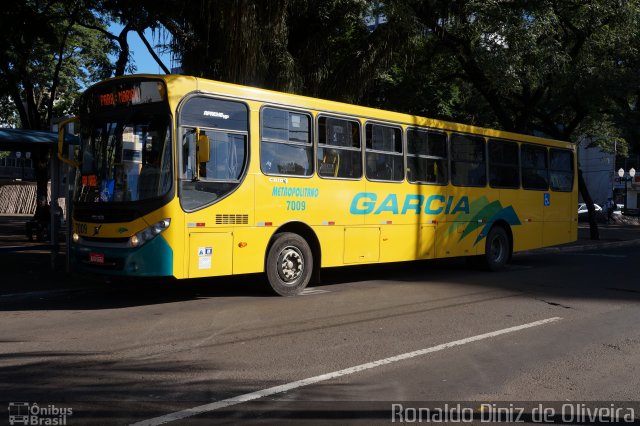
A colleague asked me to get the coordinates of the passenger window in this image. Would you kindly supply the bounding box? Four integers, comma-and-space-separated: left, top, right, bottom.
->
179, 96, 249, 211
488, 139, 519, 189
199, 130, 246, 180
521, 144, 548, 190
549, 149, 573, 192
261, 108, 312, 176
365, 123, 403, 182
406, 128, 447, 184
317, 116, 362, 179
450, 133, 486, 187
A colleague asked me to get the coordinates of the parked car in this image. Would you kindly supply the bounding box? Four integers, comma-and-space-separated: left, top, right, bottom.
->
578, 203, 604, 222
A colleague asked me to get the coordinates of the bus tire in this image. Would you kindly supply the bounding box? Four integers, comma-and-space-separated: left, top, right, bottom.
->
482, 226, 510, 271
266, 232, 313, 296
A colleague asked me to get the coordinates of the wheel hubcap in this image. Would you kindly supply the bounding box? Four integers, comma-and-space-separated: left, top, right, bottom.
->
491, 235, 505, 262
277, 246, 304, 284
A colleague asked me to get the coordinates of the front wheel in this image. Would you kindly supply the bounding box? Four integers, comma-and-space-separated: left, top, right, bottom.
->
266, 233, 313, 296
482, 226, 510, 271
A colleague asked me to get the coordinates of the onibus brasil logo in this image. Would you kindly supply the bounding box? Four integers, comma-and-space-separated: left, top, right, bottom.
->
8, 402, 73, 425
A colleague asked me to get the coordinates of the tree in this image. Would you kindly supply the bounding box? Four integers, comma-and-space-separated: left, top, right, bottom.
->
0, 0, 115, 200
157, 0, 412, 102
368, 0, 640, 239
80, 0, 172, 76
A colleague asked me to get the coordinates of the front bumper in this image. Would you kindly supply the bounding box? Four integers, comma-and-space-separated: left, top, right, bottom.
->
71, 235, 173, 277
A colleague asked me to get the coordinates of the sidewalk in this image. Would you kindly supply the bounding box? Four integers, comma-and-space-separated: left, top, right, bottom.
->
528, 222, 640, 254
1, 215, 639, 297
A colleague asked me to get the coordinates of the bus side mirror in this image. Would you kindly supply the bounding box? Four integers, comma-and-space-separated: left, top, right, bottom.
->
196, 131, 210, 164
58, 117, 80, 168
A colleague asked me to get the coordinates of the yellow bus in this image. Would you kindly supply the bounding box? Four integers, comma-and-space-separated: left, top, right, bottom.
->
59, 74, 577, 296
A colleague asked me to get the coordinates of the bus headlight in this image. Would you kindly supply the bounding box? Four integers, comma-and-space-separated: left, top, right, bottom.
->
129, 218, 171, 248
72, 233, 80, 243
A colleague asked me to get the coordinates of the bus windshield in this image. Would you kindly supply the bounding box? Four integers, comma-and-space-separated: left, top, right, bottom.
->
75, 111, 172, 203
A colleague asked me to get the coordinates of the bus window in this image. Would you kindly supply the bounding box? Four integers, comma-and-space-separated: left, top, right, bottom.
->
77, 114, 172, 203
488, 139, 519, 189
549, 148, 573, 192
451, 133, 486, 187
317, 116, 362, 179
521, 144, 548, 190
179, 96, 249, 211
261, 108, 312, 176
406, 128, 447, 184
199, 131, 246, 180
365, 123, 403, 182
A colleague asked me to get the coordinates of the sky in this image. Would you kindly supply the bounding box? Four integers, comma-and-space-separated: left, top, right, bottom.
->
107, 23, 174, 75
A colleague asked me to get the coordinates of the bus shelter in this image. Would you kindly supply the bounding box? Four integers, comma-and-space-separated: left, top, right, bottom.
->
0, 128, 77, 270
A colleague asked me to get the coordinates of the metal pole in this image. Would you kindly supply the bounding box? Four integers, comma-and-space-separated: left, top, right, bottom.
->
613, 141, 616, 200
50, 145, 59, 271
66, 143, 74, 273
624, 179, 628, 211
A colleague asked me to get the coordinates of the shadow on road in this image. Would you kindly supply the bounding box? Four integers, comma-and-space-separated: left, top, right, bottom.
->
1, 245, 639, 312
1, 214, 640, 311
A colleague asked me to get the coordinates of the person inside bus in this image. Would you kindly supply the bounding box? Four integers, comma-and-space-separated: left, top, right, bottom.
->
138, 149, 161, 199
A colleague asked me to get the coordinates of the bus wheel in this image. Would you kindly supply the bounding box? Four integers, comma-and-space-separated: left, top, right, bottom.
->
266, 233, 313, 296
482, 226, 510, 271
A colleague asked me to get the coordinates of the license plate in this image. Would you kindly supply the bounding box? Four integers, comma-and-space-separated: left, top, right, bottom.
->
89, 252, 105, 264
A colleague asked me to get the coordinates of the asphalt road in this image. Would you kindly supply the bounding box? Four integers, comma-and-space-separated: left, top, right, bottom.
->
1, 244, 640, 425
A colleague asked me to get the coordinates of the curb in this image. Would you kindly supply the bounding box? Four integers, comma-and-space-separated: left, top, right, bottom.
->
519, 238, 640, 256
0, 286, 97, 301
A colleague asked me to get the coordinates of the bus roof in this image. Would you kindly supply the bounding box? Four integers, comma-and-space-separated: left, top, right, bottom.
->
103, 74, 574, 150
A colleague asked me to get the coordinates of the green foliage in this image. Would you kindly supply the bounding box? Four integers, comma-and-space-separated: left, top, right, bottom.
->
576, 116, 628, 156
160, 0, 411, 102
0, 0, 115, 129
379, 0, 640, 154
2, 0, 636, 161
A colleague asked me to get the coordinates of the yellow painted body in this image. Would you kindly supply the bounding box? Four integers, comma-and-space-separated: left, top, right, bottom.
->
71, 74, 578, 279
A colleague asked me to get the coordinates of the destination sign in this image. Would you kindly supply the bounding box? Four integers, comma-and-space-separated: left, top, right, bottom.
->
82, 79, 166, 113
98, 87, 141, 107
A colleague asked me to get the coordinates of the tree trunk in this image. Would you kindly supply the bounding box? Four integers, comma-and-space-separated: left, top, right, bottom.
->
578, 167, 599, 240
114, 25, 132, 77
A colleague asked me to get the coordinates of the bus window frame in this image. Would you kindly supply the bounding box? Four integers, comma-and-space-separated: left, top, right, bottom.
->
316, 113, 363, 181
549, 147, 574, 192
259, 104, 314, 179
449, 132, 488, 188
405, 126, 448, 186
520, 143, 550, 191
176, 93, 251, 212
364, 120, 404, 184
488, 138, 521, 190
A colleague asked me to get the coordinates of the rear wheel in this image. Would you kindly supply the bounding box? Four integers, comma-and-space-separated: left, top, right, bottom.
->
266, 233, 312, 296
482, 226, 510, 271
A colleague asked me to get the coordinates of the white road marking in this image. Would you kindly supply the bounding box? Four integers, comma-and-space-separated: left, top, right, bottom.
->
569, 253, 626, 258
131, 317, 562, 426
300, 288, 330, 295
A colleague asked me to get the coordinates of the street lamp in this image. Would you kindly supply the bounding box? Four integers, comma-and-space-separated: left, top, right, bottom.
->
617, 167, 636, 212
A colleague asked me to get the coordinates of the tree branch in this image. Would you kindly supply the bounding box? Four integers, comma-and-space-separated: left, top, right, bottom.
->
136, 29, 170, 74
47, 6, 78, 127
115, 24, 132, 76
76, 22, 119, 42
